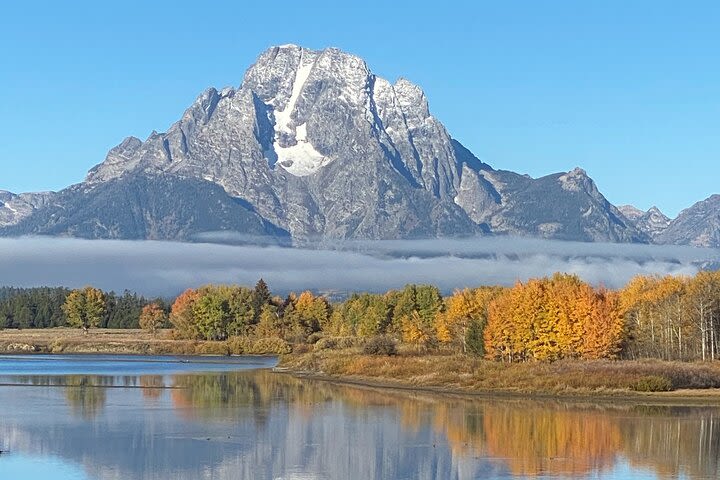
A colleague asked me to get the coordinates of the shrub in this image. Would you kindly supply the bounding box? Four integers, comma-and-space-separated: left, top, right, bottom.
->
285, 333, 309, 345
632, 375, 674, 392
293, 343, 312, 354
314, 337, 339, 351
250, 337, 292, 355
314, 336, 359, 351
227, 336, 253, 355
194, 341, 230, 356
363, 336, 397, 356
338, 337, 358, 348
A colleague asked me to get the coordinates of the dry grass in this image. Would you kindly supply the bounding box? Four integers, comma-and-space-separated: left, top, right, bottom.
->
0, 328, 293, 356
0, 328, 207, 355
279, 349, 720, 396
6, 329, 720, 398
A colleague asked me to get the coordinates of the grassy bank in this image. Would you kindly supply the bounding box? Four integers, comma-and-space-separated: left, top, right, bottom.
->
278, 347, 720, 399
0, 328, 226, 355
0, 328, 293, 355
5, 329, 720, 401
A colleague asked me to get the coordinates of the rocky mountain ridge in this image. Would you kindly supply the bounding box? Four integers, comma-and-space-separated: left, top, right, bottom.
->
0, 44, 715, 246
656, 195, 720, 247
617, 205, 672, 240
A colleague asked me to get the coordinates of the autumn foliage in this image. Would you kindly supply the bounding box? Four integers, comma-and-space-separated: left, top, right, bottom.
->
139, 303, 167, 334
484, 274, 625, 362
51, 269, 720, 363
62, 286, 106, 333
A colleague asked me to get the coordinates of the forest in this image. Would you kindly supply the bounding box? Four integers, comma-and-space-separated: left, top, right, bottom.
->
0, 286, 167, 330
2, 271, 720, 362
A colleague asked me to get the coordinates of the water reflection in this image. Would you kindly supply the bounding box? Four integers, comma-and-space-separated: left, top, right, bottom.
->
64, 376, 108, 419
139, 375, 164, 401
0, 363, 719, 479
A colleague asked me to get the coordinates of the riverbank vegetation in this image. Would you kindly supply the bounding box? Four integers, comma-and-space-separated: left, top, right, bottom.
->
159, 272, 720, 363
280, 349, 720, 395
4, 272, 720, 393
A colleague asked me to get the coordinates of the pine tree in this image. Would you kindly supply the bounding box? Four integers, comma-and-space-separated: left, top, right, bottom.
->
465, 318, 485, 356
252, 279, 272, 322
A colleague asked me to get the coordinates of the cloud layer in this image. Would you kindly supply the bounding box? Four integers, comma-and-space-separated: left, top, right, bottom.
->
1, 236, 717, 297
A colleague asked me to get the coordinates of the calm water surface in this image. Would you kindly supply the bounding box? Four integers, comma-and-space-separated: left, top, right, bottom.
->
0, 354, 718, 479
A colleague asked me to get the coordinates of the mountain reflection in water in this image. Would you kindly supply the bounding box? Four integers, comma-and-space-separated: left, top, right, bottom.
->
0, 360, 718, 479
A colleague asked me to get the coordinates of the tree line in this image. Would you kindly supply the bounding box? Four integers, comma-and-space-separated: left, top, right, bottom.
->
0, 286, 167, 330
3, 271, 720, 362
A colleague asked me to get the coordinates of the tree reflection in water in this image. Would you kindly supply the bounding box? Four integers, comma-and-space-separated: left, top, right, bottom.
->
168, 370, 720, 479
139, 375, 164, 401
64, 375, 109, 419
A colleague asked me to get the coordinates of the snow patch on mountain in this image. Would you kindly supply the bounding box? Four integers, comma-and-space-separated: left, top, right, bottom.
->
274, 123, 330, 176
272, 53, 312, 135
264, 47, 331, 176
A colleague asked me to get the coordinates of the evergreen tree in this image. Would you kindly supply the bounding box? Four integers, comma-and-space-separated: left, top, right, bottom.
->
252, 278, 272, 322
465, 318, 485, 356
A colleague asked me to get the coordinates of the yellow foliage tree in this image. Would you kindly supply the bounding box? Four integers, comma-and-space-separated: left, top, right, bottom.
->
402, 311, 432, 351
437, 287, 503, 353
139, 303, 166, 335
485, 274, 627, 362
62, 286, 106, 334
169, 289, 200, 339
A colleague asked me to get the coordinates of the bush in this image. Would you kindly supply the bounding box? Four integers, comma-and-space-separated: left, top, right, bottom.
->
338, 337, 359, 348
363, 336, 397, 356
285, 333, 308, 345
314, 336, 359, 351
194, 341, 230, 355
250, 337, 292, 355
293, 343, 312, 354
314, 337, 339, 351
632, 375, 674, 392
227, 336, 253, 355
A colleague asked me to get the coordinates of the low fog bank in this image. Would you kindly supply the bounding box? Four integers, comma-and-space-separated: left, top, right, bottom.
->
0, 236, 717, 297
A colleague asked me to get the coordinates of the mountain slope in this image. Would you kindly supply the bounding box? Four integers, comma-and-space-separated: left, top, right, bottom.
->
1, 44, 647, 243
618, 205, 671, 240
0, 191, 54, 227
471, 168, 647, 242
656, 195, 720, 247
1, 175, 288, 241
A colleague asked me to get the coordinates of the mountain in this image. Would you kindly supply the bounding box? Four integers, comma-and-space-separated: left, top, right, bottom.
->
656, 195, 720, 247
0, 190, 53, 227
617, 205, 671, 240
2, 175, 288, 241
459, 167, 646, 242
0, 45, 650, 243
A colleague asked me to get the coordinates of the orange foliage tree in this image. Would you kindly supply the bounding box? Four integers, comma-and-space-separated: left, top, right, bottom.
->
169, 288, 200, 339
484, 274, 626, 362
139, 303, 167, 335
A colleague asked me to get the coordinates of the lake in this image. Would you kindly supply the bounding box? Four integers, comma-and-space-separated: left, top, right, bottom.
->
0, 354, 718, 479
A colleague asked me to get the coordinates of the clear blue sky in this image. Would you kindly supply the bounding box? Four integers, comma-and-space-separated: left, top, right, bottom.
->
1, 0, 718, 218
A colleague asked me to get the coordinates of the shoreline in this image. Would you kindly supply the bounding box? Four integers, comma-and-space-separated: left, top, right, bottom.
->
274, 367, 720, 406
276, 350, 720, 406
4, 328, 720, 406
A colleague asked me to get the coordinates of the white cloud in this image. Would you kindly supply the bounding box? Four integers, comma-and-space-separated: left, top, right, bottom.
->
0, 236, 716, 297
